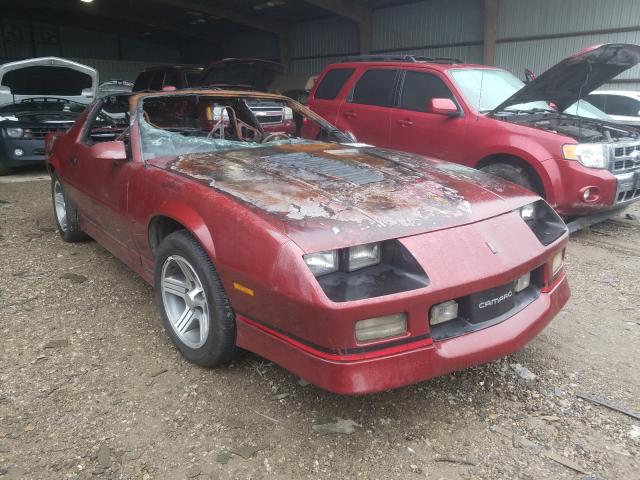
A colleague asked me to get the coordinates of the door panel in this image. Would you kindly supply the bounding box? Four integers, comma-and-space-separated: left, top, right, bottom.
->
388, 70, 468, 162
335, 68, 398, 148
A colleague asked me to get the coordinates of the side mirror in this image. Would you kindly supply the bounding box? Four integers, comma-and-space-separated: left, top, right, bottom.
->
90, 140, 127, 162
428, 98, 461, 117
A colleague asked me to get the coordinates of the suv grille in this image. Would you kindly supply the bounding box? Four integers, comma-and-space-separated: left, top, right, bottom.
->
24, 126, 68, 138
610, 141, 640, 204
251, 106, 283, 125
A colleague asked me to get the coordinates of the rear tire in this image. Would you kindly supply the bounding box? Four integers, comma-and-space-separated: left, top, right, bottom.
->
51, 172, 87, 242
154, 230, 237, 367
480, 162, 541, 196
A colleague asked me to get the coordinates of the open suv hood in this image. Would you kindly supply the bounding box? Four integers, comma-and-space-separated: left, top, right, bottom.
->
198, 58, 283, 92
0, 57, 97, 107
493, 44, 640, 112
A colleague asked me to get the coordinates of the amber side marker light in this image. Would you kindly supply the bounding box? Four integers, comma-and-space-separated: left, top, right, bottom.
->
233, 282, 254, 296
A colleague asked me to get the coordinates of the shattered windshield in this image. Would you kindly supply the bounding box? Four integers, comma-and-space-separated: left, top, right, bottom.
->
139, 94, 348, 161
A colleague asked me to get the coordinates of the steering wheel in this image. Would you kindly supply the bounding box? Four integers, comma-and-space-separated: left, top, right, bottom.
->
261, 132, 291, 143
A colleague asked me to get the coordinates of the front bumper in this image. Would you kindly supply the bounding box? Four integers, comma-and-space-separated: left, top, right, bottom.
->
0, 137, 47, 167
550, 157, 640, 216
236, 273, 570, 394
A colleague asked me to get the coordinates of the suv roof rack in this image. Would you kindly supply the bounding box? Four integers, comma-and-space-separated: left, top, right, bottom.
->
342, 55, 463, 64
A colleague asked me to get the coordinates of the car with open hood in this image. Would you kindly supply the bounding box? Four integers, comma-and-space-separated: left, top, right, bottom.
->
307, 44, 640, 228
45, 89, 569, 394
0, 57, 97, 175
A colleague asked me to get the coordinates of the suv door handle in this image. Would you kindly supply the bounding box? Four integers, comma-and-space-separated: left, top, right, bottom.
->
343, 111, 357, 118
397, 119, 414, 127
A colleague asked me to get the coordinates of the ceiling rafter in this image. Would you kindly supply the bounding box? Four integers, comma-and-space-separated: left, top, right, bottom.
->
149, 0, 289, 35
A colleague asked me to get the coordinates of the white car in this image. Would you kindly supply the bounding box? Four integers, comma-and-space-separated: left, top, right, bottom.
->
586, 90, 640, 125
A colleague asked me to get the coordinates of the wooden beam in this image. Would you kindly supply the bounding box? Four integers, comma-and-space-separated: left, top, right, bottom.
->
303, 0, 372, 54
149, 0, 288, 35
483, 0, 498, 65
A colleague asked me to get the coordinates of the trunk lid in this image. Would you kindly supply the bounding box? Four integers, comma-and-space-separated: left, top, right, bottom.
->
198, 58, 283, 92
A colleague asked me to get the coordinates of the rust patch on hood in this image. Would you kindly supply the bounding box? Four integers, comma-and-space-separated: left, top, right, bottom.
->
159, 143, 537, 250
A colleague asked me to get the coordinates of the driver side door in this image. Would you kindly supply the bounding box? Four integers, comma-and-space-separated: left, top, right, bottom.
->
65, 100, 141, 267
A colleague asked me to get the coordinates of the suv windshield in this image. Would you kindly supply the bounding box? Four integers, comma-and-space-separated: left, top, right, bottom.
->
449, 68, 616, 121
449, 68, 549, 112
139, 94, 349, 161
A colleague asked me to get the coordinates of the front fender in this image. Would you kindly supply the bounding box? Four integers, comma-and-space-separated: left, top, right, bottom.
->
147, 201, 217, 260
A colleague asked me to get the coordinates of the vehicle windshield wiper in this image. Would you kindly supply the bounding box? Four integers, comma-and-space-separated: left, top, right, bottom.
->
493, 107, 556, 115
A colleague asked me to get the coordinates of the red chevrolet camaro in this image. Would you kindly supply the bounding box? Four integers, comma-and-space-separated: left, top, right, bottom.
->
45, 90, 570, 394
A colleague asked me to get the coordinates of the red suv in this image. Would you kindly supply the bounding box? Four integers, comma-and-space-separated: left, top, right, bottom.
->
308, 44, 640, 223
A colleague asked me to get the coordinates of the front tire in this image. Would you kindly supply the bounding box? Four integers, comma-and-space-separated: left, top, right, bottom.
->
154, 230, 237, 366
51, 173, 87, 242
480, 162, 541, 196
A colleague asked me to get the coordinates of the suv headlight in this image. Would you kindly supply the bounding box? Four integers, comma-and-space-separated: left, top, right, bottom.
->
563, 143, 608, 169
517, 200, 567, 246
283, 107, 293, 121
6, 127, 24, 138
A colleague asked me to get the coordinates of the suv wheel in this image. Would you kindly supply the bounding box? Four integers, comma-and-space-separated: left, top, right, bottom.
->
480, 162, 541, 196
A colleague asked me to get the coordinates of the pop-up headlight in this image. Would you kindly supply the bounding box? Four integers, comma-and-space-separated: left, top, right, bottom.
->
516, 200, 567, 246
303, 250, 338, 276
346, 243, 381, 272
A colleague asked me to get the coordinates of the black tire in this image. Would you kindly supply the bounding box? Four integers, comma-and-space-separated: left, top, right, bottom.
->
480, 162, 541, 196
154, 230, 237, 367
0, 159, 12, 176
51, 172, 87, 242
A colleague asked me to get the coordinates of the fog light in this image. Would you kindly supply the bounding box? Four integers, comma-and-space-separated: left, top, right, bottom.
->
355, 313, 407, 343
552, 250, 564, 275
430, 300, 458, 326
13, 148, 24, 157
514, 272, 531, 292
519, 203, 536, 221
583, 189, 591, 201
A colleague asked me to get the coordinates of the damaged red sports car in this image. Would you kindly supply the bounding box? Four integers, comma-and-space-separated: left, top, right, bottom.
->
45, 90, 570, 394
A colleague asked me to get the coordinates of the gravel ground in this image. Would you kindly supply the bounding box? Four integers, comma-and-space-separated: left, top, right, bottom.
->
1, 172, 639, 480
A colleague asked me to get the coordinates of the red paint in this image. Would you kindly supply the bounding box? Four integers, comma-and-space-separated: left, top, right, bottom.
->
308, 46, 640, 217
46, 90, 570, 394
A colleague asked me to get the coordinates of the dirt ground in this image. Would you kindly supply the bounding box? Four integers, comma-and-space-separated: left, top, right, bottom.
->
1, 171, 639, 480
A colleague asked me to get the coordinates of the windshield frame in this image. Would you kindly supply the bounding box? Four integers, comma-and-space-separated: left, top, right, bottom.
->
133, 90, 352, 162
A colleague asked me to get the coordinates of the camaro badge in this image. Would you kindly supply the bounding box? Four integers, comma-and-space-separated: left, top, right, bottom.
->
486, 241, 498, 254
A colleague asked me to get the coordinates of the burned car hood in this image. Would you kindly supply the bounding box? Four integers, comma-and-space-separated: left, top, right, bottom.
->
155, 143, 538, 252
493, 44, 640, 112
199, 58, 283, 91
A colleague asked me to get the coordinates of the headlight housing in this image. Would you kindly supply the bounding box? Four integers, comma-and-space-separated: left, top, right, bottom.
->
517, 200, 567, 246
304, 242, 382, 277
563, 143, 608, 169
6, 127, 24, 138
283, 107, 293, 121
303, 250, 338, 276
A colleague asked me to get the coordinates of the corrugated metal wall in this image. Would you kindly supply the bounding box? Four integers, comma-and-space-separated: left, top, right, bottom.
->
287, 0, 483, 76
496, 0, 640, 90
